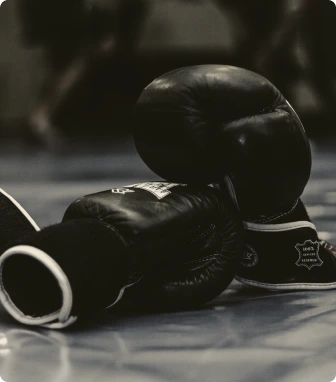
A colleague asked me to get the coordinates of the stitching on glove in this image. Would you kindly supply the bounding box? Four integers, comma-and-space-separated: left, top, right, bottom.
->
245, 220, 316, 232
235, 276, 336, 290
185, 254, 218, 266
189, 224, 215, 244
184, 224, 217, 266
250, 199, 299, 223
98, 220, 126, 244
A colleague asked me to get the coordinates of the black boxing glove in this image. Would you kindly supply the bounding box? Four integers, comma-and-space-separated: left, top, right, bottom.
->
133, 65, 336, 291
0, 219, 128, 329
0, 182, 243, 328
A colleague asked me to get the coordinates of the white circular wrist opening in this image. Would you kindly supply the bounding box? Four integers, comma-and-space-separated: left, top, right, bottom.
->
0, 245, 76, 328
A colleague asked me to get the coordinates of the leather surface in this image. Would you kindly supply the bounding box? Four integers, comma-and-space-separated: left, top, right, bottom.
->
133, 65, 312, 216
63, 182, 244, 308
238, 224, 336, 287
3, 219, 128, 317
0, 140, 334, 381
237, 198, 336, 289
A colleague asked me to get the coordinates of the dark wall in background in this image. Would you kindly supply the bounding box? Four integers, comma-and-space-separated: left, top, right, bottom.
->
0, 0, 335, 145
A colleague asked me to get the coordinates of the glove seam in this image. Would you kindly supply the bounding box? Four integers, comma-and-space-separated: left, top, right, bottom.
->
184, 254, 218, 266
183, 224, 218, 266
248, 199, 299, 223
236, 276, 336, 290
189, 224, 215, 244
184, 226, 234, 267
96, 219, 126, 245
245, 220, 317, 232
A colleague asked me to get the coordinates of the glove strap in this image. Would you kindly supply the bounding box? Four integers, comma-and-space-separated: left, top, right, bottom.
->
236, 221, 336, 291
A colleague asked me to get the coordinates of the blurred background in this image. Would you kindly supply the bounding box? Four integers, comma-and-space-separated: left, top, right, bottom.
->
0, 0, 335, 147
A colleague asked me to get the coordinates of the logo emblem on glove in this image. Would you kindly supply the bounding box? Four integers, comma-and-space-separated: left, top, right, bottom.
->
295, 240, 323, 270
241, 245, 258, 268
111, 188, 135, 195
125, 182, 186, 199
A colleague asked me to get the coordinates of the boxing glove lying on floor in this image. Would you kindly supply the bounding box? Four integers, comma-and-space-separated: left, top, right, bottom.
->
133, 64, 336, 291
0, 182, 244, 328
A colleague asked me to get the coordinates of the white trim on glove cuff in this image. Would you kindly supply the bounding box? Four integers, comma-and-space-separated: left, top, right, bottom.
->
0, 245, 77, 329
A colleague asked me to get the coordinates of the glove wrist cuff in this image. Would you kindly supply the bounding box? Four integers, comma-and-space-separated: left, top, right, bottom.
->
0, 245, 77, 329
237, 221, 336, 291
244, 220, 316, 232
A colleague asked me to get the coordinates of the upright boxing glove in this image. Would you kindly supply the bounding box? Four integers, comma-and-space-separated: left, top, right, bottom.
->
0, 182, 244, 328
133, 65, 336, 291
